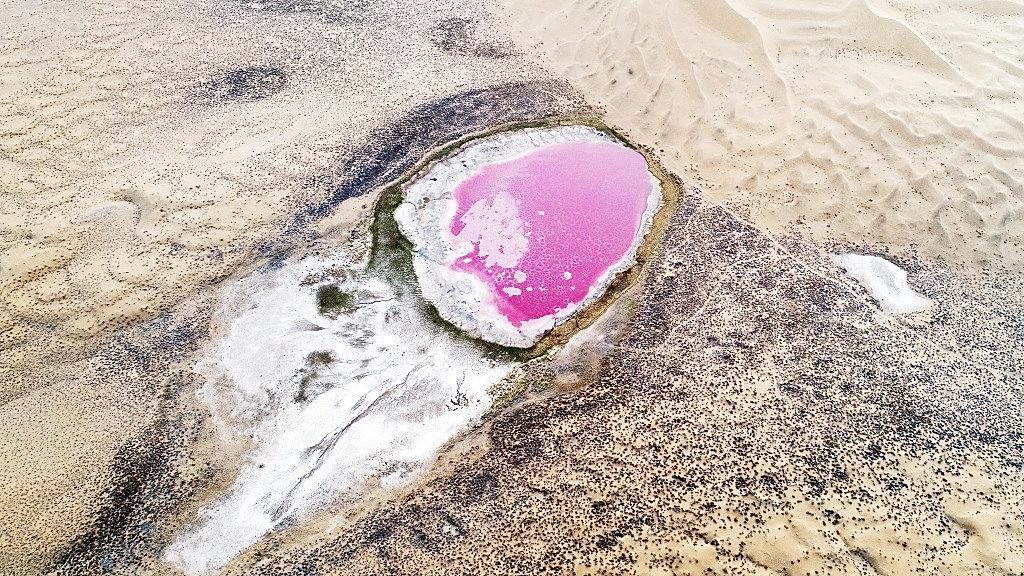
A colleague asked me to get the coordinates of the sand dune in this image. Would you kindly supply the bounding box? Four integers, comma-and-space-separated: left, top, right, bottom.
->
490, 0, 1024, 270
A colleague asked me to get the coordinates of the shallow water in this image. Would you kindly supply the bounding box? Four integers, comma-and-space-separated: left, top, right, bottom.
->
397, 125, 662, 347
449, 141, 653, 325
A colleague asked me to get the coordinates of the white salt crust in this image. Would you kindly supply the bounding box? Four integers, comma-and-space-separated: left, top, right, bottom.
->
164, 257, 513, 575
395, 125, 663, 348
832, 253, 934, 314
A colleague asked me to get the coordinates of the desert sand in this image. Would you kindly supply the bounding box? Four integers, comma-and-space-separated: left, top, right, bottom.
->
491, 0, 1024, 270
0, 0, 1021, 574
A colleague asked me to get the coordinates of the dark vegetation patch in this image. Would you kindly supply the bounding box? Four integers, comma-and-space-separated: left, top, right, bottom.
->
307, 350, 334, 366
316, 285, 355, 316
194, 66, 287, 104
294, 370, 317, 403
430, 18, 514, 58
52, 417, 186, 575
366, 186, 416, 289
294, 351, 335, 403
48, 311, 209, 575
236, 0, 370, 23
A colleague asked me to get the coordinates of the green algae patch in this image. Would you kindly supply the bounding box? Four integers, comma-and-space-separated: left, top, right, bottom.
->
316, 285, 356, 316
365, 182, 530, 362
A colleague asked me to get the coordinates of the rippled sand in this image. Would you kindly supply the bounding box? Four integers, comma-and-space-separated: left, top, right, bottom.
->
492, 0, 1024, 270
1, 0, 1022, 574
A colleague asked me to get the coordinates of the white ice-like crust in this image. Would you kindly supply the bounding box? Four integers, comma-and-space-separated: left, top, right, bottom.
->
395, 125, 663, 348
163, 256, 513, 575
455, 191, 529, 268
832, 253, 934, 314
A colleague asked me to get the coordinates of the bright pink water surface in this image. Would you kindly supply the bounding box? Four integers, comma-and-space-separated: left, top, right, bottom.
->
449, 140, 654, 326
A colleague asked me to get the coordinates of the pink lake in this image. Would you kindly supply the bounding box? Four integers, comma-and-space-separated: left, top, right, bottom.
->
448, 140, 655, 326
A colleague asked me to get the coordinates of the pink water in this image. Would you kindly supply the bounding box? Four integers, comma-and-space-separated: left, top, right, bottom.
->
448, 140, 654, 326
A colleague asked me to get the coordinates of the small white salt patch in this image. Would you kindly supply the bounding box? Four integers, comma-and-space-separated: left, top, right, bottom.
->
538, 210, 545, 216
455, 192, 527, 269
563, 271, 572, 280
503, 286, 522, 297
463, 258, 472, 263
831, 253, 933, 314
514, 270, 527, 283
526, 287, 533, 292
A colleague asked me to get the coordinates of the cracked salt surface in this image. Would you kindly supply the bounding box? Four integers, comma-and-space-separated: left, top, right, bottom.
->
832, 253, 934, 314
164, 256, 513, 575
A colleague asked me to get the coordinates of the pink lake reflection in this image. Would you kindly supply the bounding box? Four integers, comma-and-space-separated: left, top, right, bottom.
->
448, 140, 654, 326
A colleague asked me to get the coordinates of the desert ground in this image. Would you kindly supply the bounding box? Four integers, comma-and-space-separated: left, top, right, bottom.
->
0, 0, 1021, 574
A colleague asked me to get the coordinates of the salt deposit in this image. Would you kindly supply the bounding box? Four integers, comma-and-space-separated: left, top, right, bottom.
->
163, 255, 513, 575
395, 126, 662, 347
832, 253, 934, 314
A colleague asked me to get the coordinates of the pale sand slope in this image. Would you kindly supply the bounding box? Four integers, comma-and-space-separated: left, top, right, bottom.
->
490, 0, 1024, 270
0, 0, 566, 571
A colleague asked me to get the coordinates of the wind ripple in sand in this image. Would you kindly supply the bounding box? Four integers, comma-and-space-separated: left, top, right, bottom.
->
163, 256, 513, 575
491, 0, 1024, 269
